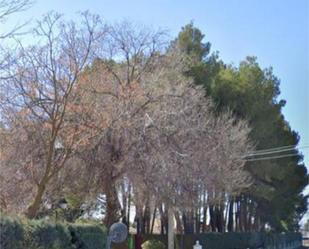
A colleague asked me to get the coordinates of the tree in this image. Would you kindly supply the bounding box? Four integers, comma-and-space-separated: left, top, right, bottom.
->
212, 58, 308, 231
0, 0, 33, 82
0, 12, 105, 218
172, 22, 221, 94
126, 48, 253, 249
0, 0, 33, 39
174, 23, 308, 232
73, 32, 253, 246
72, 21, 167, 227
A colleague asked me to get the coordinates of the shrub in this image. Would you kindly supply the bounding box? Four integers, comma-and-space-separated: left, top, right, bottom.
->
69, 223, 107, 249
25, 220, 73, 249
0, 214, 108, 249
0, 215, 25, 249
142, 239, 166, 249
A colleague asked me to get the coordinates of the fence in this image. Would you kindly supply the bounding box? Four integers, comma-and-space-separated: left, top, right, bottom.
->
114, 233, 302, 249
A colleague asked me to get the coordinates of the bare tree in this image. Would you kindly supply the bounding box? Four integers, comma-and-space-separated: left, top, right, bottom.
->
0, 17, 253, 240
0, 12, 105, 218
0, 0, 33, 39
125, 48, 253, 249
74, 29, 253, 241
72, 22, 167, 226
0, 0, 33, 79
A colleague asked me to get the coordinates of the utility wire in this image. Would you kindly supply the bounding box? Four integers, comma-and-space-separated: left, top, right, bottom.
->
243, 145, 309, 158
244, 153, 300, 162
247, 144, 308, 154
240, 144, 308, 161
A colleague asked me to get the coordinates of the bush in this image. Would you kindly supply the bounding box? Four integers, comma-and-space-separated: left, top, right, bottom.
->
26, 220, 73, 249
0, 215, 25, 249
0, 214, 107, 249
142, 239, 166, 249
69, 224, 107, 249
0, 214, 302, 249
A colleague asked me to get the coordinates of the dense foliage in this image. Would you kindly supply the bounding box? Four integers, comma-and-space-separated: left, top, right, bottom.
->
0, 214, 106, 249
0, 214, 302, 249
142, 240, 166, 249
174, 23, 308, 232
138, 232, 302, 249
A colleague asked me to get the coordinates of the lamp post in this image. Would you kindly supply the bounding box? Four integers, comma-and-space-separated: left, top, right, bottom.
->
58, 198, 68, 210
55, 198, 68, 222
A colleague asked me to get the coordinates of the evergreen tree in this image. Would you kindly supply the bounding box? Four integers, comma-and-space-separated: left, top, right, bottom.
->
174, 23, 308, 232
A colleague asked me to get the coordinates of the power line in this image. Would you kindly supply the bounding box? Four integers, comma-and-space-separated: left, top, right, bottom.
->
249, 144, 296, 153
247, 144, 308, 154
244, 153, 300, 162
243, 145, 309, 158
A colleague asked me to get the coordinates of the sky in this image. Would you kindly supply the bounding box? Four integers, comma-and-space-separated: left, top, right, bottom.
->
5, 0, 309, 203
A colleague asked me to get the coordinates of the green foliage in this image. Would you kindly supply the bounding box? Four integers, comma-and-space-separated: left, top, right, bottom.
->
175, 22, 210, 61
174, 23, 308, 231
141, 233, 301, 249
0, 214, 106, 249
0, 215, 25, 249
193, 233, 259, 249
69, 224, 106, 249
1, 214, 302, 249
216, 58, 308, 230
172, 22, 221, 94
37, 194, 86, 223
26, 220, 73, 249
63, 193, 86, 222
142, 239, 166, 249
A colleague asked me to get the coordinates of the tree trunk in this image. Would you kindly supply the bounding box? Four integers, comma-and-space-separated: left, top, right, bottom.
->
143, 200, 151, 234
195, 207, 201, 233
175, 211, 183, 234
235, 199, 240, 231
104, 174, 120, 227
127, 184, 131, 231
240, 196, 246, 232
159, 204, 168, 235
202, 192, 207, 233
26, 139, 55, 219
215, 205, 223, 233
168, 206, 174, 249
202, 206, 207, 232
121, 181, 128, 225
135, 204, 143, 234
224, 202, 229, 232
25, 177, 48, 218
209, 205, 216, 232
183, 210, 194, 234
248, 200, 252, 231
150, 206, 157, 234
227, 200, 234, 232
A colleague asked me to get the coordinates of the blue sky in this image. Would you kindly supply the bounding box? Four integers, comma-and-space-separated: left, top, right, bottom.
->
8, 1, 309, 171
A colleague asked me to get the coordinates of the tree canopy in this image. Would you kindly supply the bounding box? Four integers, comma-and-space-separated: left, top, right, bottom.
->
175, 23, 308, 232
0, 13, 307, 238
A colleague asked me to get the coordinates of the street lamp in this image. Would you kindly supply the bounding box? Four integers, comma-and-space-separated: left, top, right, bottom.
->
58, 198, 68, 210
55, 198, 68, 222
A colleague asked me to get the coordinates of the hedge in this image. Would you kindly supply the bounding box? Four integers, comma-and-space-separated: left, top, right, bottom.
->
26, 220, 73, 249
69, 223, 107, 249
139, 232, 302, 249
0, 214, 302, 249
0, 214, 106, 249
0, 215, 25, 249
142, 239, 166, 249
